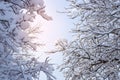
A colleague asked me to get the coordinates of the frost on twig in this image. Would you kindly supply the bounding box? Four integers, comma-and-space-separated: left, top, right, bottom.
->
58, 0, 120, 80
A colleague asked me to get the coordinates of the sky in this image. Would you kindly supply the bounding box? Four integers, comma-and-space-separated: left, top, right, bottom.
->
37, 0, 74, 80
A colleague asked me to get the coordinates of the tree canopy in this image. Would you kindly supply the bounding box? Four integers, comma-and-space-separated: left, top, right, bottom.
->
57, 0, 120, 80
0, 0, 54, 80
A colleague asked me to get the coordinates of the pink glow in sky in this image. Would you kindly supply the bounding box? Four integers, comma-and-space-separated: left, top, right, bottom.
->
36, 0, 73, 80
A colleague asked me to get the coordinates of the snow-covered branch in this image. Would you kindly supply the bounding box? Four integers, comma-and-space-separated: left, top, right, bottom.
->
57, 0, 120, 80
0, 0, 55, 80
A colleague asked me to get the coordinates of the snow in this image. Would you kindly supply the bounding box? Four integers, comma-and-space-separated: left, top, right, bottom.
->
59, 0, 120, 80
30, 0, 44, 7
0, 0, 55, 80
20, 21, 30, 30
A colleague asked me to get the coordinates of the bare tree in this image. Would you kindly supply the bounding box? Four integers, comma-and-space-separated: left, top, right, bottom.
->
57, 0, 120, 80
0, 0, 55, 80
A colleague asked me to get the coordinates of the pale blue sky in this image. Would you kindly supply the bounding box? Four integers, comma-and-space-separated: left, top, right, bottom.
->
38, 0, 74, 80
